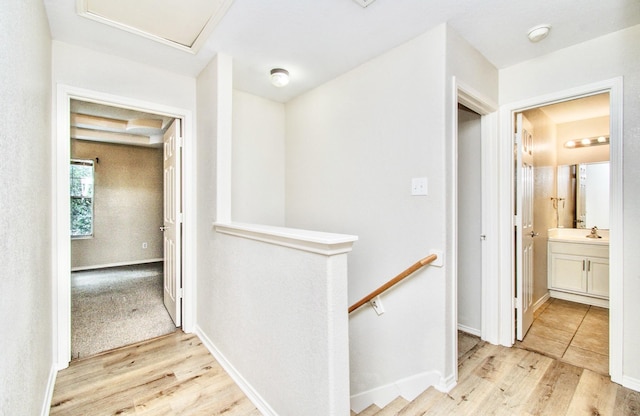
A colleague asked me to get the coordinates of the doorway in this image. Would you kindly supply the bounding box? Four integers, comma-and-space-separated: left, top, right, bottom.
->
503, 78, 624, 383
457, 104, 482, 335
54, 86, 194, 369
69, 100, 179, 358
453, 81, 499, 377
514, 93, 611, 373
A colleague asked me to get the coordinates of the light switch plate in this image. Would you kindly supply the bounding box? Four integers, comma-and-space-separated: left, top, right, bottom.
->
411, 177, 428, 196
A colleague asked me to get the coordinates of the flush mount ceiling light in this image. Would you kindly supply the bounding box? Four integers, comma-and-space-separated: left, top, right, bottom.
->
270, 68, 290, 87
527, 24, 552, 42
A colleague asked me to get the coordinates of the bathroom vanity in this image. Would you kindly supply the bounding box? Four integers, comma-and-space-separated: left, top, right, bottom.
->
547, 228, 609, 307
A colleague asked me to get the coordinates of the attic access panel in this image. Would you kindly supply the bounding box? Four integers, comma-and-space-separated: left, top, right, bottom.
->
78, 0, 234, 53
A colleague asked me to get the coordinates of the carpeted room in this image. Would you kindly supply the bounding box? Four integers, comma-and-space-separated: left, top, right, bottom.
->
70, 128, 176, 359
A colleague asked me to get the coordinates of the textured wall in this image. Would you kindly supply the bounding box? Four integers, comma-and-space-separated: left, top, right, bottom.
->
286, 27, 449, 400
232, 90, 286, 226
500, 24, 640, 385
0, 1, 53, 414
71, 140, 163, 269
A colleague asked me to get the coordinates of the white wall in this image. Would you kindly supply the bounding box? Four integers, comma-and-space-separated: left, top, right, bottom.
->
196, 56, 352, 415
51, 40, 198, 366
457, 106, 482, 334
232, 90, 286, 225
445, 24, 499, 377
53, 42, 196, 111
500, 24, 640, 387
285, 26, 449, 405
0, 1, 53, 414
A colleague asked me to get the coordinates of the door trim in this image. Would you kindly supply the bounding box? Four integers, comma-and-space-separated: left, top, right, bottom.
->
452, 77, 499, 382
496, 77, 623, 383
53, 85, 195, 369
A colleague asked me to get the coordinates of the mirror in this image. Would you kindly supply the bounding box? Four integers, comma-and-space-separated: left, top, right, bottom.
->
556, 162, 609, 229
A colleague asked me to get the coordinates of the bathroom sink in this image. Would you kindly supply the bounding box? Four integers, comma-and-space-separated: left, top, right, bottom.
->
548, 228, 609, 245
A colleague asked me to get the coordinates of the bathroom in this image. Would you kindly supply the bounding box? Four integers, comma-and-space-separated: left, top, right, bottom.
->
518, 92, 610, 374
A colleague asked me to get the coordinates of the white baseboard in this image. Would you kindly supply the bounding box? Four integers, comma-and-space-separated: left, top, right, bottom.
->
194, 326, 277, 416
549, 290, 609, 308
71, 258, 163, 272
532, 293, 551, 312
41, 364, 58, 416
622, 375, 640, 393
457, 324, 481, 337
350, 370, 445, 413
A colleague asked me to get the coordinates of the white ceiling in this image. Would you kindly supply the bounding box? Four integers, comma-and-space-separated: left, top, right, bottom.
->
538, 93, 610, 125
70, 100, 174, 147
44, 0, 640, 103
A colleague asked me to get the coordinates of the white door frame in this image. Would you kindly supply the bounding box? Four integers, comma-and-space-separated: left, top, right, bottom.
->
451, 77, 499, 381
494, 77, 623, 383
53, 85, 195, 369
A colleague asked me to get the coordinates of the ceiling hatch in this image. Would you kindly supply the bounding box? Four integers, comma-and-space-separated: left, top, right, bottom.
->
77, 0, 235, 53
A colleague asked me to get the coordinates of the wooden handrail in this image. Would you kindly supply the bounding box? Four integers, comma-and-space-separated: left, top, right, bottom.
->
348, 254, 437, 314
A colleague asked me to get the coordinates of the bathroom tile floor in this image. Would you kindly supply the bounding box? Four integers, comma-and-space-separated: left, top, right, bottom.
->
516, 298, 609, 375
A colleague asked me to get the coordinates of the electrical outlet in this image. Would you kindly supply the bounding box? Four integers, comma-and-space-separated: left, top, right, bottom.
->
370, 295, 385, 315
142, 242, 148, 249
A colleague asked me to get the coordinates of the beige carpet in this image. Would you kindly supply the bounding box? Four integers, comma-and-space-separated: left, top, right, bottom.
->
71, 262, 177, 360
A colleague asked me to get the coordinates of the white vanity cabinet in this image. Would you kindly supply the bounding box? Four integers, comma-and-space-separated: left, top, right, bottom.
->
548, 240, 609, 307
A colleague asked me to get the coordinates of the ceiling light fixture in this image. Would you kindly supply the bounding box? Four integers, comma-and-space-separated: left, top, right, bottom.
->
564, 136, 609, 149
270, 68, 290, 87
527, 24, 551, 42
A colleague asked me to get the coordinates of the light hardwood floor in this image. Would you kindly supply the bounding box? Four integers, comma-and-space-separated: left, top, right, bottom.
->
52, 329, 639, 416
50, 331, 260, 415
354, 335, 639, 415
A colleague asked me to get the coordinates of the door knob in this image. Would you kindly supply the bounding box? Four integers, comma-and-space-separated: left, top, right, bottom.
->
530, 231, 539, 237
160, 226, 169, 232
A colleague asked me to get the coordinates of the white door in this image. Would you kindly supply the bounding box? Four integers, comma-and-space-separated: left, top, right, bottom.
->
162, 119, 182, 326
516, 113, 534, 340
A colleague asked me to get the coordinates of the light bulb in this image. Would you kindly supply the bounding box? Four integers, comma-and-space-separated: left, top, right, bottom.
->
270, 68, 289, 87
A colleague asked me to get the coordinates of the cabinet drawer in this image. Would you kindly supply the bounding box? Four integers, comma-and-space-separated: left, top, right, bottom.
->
548, 241, 608, 258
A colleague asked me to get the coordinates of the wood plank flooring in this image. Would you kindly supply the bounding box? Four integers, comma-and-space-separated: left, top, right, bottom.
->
52, 329, 639, 416
50, 331, 260, 415
354, 338, 640, 415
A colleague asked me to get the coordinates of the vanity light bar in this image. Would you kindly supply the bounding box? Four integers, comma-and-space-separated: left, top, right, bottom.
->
564, 136, 609, 149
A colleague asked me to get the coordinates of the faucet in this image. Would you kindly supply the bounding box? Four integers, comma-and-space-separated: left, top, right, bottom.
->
586, 226, 602, 238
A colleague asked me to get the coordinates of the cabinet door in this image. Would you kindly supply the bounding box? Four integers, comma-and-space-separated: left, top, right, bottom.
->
587, 256, 609, 297
550, 253, 587, 292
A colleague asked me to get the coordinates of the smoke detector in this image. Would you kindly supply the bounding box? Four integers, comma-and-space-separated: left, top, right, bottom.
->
528, 24, 552, 42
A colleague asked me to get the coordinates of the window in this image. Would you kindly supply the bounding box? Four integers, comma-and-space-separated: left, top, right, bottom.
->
70, 159, 94, 238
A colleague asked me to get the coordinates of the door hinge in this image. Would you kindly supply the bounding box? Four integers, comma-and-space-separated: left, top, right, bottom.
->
514, 132, 521, 145
514, 297, 521, 310
177, 135, 184, 148
176, 288, 183, 299
177, 213, 183, 224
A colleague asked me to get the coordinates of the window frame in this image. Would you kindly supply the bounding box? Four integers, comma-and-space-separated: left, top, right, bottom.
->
70, 158, 95, 239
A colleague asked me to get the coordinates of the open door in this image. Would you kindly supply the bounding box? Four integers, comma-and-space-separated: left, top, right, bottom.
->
162, 119, 182, 326
515, 113, 534, 340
